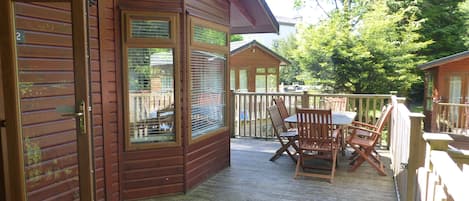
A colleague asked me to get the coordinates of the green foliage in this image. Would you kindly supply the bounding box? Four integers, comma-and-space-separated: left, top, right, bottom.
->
230, 34, 243, 42
416, 0, 467, 60
282, 0, 430, 96
273, 35, 302, 85
460, 0, 469, 47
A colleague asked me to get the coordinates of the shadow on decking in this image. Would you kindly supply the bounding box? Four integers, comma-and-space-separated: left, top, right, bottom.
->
146, 138, 397, 201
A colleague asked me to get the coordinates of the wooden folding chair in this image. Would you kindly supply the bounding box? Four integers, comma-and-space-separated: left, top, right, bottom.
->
267, 105, 298, 162
273, 98, 293, 129
294, 108, 340, 183
346, 104, 393, 176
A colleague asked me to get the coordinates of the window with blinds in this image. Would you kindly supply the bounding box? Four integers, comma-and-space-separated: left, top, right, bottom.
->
123, 11, 178, 149
131, 19, 170, 39
190, 50, 226, 137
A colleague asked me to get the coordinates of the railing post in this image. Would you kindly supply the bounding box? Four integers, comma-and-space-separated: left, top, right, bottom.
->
431, 102, 439, 132
406, 113, 425, 201
301, 91, 309, 108
230, 90, 235, 138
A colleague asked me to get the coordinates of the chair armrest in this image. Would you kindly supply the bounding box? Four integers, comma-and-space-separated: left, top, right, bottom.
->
351, 121, 377, 130
347, 125, 381, 140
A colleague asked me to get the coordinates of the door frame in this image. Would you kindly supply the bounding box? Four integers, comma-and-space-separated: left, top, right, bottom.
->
0, 0, 95, 200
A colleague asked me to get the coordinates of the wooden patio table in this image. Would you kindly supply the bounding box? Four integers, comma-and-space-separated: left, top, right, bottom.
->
284, 111, 357, 155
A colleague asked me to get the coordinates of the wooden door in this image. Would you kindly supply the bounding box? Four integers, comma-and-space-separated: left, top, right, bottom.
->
4, 1, 94, 200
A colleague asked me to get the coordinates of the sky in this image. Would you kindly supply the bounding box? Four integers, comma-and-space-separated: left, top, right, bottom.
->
265, 0, 334, 24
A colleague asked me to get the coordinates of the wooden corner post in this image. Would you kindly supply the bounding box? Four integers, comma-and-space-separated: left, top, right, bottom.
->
406, 113, 425, 201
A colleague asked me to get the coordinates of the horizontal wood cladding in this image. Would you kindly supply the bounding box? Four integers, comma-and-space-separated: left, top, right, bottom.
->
186, 132, 230, 190
99, 0, 120, 200
185, 0, 230, 26
122, 147, 184, 200
230, 46, 281, 68
118, 0, 183, 12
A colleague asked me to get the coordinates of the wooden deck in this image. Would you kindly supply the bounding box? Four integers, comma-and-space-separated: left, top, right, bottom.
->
144, 138, 397, 201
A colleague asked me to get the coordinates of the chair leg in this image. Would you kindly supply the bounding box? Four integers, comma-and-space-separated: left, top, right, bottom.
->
330, 150, 338, 183
294, 152, 302, 179
349, 146, 386, 176
270, 139, 297, 162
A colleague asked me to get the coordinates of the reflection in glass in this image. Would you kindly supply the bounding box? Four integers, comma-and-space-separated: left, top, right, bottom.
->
190, 50, 226, 137
127, 48, 175, 144
193, 25, 227, 46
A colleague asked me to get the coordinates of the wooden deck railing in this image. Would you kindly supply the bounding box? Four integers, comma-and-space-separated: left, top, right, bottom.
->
435, 102, 469, 134
403, 125, 469, 201
230, 91, 404, 147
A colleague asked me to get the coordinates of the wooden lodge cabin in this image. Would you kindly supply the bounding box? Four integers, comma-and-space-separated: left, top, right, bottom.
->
419, 50, 469, 132
0, 0, 279, 200
230, 40, 290, 92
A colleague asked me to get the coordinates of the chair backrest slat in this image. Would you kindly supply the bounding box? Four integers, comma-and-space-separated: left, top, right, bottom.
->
371, 104, 394, 143
296, 108, 335, 148
324, 97, 348, 111
267, 105, 287, 136
273, 98, 289, 120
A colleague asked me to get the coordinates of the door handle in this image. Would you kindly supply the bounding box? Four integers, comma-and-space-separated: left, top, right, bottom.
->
56, 100, 87, 135
0, 120, 5, 128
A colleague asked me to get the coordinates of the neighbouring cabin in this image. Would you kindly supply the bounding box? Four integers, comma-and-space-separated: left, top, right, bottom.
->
419, 50, 469, 133
0, 0, 279, 200
230, 40, 289, 92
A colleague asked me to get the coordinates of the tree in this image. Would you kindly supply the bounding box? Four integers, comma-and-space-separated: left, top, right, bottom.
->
230, 34, 243, 42
291, 0, 429, 95
273, 35, 302, 85
416, 0, 467, 60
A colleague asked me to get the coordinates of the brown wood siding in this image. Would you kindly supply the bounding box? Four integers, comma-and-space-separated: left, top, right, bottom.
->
230, 46, 281, 68
14, 2, 106, 200
99, 0, 121, 200
185, 0, 229, 26
186, 132, 230, 189
121, 147, 185, 200
436, 58, 469, 100
118, 0, 183, 12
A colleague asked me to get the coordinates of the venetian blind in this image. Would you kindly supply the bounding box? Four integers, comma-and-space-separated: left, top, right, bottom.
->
131, 19, 170, 39
190, 50, 226, 137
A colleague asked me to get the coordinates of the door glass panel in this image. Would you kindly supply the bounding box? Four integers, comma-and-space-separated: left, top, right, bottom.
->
267, 74, 277, 92
15, 2, 81, 200
449, 76, 462, 123
255, 75, 266, 92
239, 69, 248, 92
230, 69, 235, 90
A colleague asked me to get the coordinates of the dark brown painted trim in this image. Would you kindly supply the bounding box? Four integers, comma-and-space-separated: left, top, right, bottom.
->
114, 1, 125, 200
71, 0, 95, 200
0, 1, 27, 200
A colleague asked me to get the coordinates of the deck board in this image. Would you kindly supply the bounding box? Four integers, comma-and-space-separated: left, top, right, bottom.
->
144, 138, 397, 201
